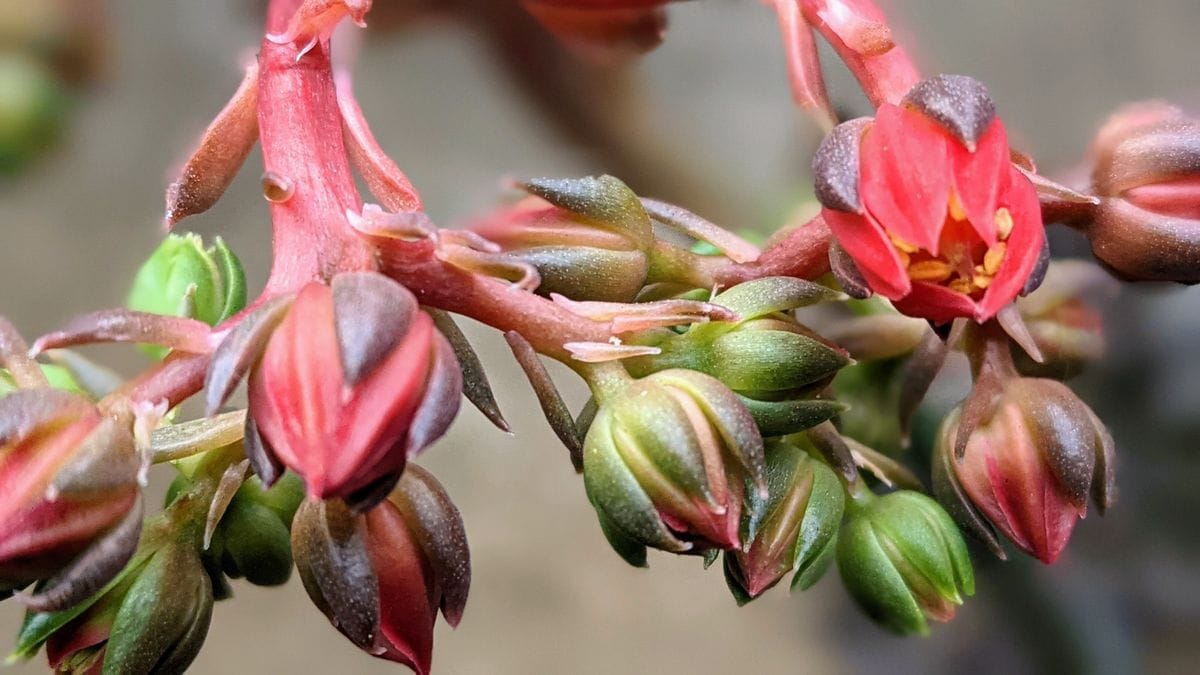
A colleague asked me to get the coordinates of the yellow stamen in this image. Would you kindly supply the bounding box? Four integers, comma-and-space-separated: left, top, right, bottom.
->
897, 250, 911, 268
949, 278, 975, 294
995, 208, 1014, 240
907, 260, 954, 282
984, 242, 1007, 275
973, 274, 993, 289
890, 233, 919, 254
949, 191, 968, 222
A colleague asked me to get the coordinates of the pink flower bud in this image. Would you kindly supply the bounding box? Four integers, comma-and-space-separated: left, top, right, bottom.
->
934, 378, 1115, 563
244, 272, 461, 509
292, 466, 469, 675
1087, 103, 1200, 282
0, 390, 141, 600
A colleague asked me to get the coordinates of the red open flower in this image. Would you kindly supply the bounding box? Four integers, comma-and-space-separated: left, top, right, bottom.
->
814, 74, 1046, 323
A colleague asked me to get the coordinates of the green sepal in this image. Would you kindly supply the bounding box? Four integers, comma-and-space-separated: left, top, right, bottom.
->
210, 236, 247, 323
739, 396, 846, 437
102, 543, 212, 674
220, 501, 294, 587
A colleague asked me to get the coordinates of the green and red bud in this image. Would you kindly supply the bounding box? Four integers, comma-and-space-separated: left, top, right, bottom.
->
126, 233, 246, 360
207, 272, 462, 510
582, 369, 766, 563
35, 537, 214, 675
292, 466, 470, 675
932, 377, 1115, 564
469, 176, 653, 302
1086, 102, 1200, 283
836, 490, 974, 635
724, 438, 843, 603
0, 390, 141, 606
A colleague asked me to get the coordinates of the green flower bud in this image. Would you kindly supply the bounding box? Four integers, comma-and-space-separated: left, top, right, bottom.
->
167, 471, 304, 589
18, 537, 213, 675
836, 490, 974, 635
582, 370, 766, 563
469, 176, 653, 302
724, 439, 844, 603
127, 233, 246, 358
0, 53, 68, 175
626, 277, 850, 436
101, 542, 213, 674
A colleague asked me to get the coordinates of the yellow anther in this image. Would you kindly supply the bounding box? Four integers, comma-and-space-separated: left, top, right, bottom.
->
973, 274, 993, 290
984, 242, 1007, 275
897, 250, 911, 268
995, 207, 1014, 239
949, 191, 968, 222
949, 278, 975, 294
889, 233, 919, 254
907, 260, 954, 282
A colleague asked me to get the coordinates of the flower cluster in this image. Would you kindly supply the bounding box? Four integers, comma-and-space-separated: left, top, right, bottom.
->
1, 0, 1196, 672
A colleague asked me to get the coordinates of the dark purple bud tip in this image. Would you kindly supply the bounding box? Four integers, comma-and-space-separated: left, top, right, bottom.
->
813, 117, 872, 213
903, 74, 997, 151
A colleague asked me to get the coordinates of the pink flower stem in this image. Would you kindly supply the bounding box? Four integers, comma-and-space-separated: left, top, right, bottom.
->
258, 3, 376, 296
798, 0, 921, 107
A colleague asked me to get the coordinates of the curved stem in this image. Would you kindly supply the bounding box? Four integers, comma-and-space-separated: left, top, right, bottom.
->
798, 0, 921, 107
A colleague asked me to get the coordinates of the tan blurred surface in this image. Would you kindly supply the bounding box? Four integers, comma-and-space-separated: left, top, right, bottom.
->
2, 0, 1199, 673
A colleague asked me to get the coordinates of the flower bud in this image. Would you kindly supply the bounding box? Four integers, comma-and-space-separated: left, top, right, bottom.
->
0, 53, 68, 175
292, 466, 470, 675
0, 390, 141, 601
1087, 103, 1200, 283
625, 277, 850, 437
1012, 261, 1111, 379
231, 272, 461, 509
724, 439, 844, 603
582, 369, 766, 563
33, 538, 214, 675
127, 233, 246, 359
933, 378, 1115, 563
168, 471, 305, 588
837, 490, 974, 635
469, 176, 653, 302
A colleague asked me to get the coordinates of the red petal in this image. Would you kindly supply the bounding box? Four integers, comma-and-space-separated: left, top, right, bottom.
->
821, 208, 911, 299
951, 119, 1008, 245
336, 316, 433, 491
891, 281, 976, 323
977, 168, 1045, 321
1125, 176, 1200, 219
250, 284, 342, 498
860, 103, 952, 252
366, 504, 437, 675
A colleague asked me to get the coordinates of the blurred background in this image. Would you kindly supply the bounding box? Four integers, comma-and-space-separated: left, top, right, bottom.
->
2, 0, 1199, 672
